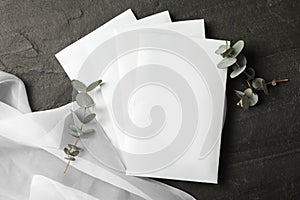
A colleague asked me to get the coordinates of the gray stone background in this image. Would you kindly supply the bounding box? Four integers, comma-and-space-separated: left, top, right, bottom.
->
0, 0, 299, 199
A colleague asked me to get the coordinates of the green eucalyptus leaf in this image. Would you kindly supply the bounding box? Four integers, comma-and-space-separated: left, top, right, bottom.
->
68, 144, 75, 148
230, 65, 246, 78
69, 150, 79, 157
86, 80, 102, 92
84, 129, 95, 134
262, 83, 269, 95
71, 80, 86, 92
215, 45, 228, 55
64, 148, 69, 155
70, 157, 76, 161
252, 78, 265, 89
68, 132, 79, 138
234, 90, 244, 99
68, 124, 82, 137
83, 113, 96, 124
65, 157, 76, 161
81, 129, 95, 137
76, 92, 94, 108
221, 48, 234, 57
217, 57, 237, 69
244, 88, 258, 106
244, 88, 253, 97
241, 95, 250, 110
70, 110, 83, 124
248, 93, 258, 106
232, 40, 244, 57
68, 144, 80, 151
236, 54, 247, 68
245, 67, 255, 79
69, 124, 78, 133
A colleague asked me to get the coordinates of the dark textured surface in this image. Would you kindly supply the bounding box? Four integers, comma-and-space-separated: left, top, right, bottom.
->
1, 0, 299, 199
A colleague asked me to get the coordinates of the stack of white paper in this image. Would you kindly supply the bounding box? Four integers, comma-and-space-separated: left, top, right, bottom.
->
56, 9, 228, 184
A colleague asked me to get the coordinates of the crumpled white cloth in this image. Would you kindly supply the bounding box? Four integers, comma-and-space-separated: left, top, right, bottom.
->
0, 70, 195, 200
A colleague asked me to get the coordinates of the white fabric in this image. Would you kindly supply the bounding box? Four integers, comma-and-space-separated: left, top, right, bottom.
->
0, 71, 31, 114
0, 70, 195, 200
29, 175, 99, 200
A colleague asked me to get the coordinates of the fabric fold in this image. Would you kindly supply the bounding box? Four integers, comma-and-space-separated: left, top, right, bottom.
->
0, 70, 195, 200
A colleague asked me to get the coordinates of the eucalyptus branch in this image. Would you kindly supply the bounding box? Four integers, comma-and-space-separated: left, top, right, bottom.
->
63, 79, 102, 173
215, 40, 288, 110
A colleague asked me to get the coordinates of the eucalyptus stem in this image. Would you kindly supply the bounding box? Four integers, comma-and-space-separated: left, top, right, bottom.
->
63, 79, 102, 173
64, 96, 88, 174
265, 78, 289, 85
64, 159, 71, 174
243, 70, 252, 79
215, 40, 288, 110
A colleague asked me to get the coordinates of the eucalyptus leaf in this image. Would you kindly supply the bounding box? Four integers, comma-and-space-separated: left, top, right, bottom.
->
81, 129, 95, 137
83, 113, 96, 124
65, 157, 76, 161
68, 144, 78, 150
236, 54, 247, 68
71, 80, 86, 92
76, 92, 94, 108
217, 57, 237, 69
222, 48, 234, 57
232, 40, 244, 57
83, 129, 95, 134
248, 93, 258, 106
215, 45, 228, 55
241, 95, 250, 110
68, 144, 82, 151
262, 83, 269, 95
68, 132, 79, 138
64, 148, 69, 155
68, 144, 75, 148
245, 67, 255, 79
252, 78, 265, 89
70, 110, 83, 124
69, 124, 78, 133
244, 88, 258, 106
86, 80, 102, 92
230, 65, 246, 78
69, 150, 79, 157
244, 88, 253, 97
234, 90, 244, 99
68, 124, 82, 137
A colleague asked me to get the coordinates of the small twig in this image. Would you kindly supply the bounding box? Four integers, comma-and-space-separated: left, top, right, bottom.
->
63, 79, 101, 173
64, 96, 88, 174
246, 80, 251, 88
216, 40, 289, 110
243, 71, 252, 79
265, 78, 289, 85
64, 160, 71, 174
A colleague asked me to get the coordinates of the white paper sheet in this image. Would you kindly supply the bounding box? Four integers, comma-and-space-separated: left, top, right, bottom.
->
55, 9, 227, 183
56, 10, 172, 80
77, 27, 227, 183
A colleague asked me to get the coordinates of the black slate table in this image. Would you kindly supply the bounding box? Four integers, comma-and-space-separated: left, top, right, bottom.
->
1, 0, 299, 199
